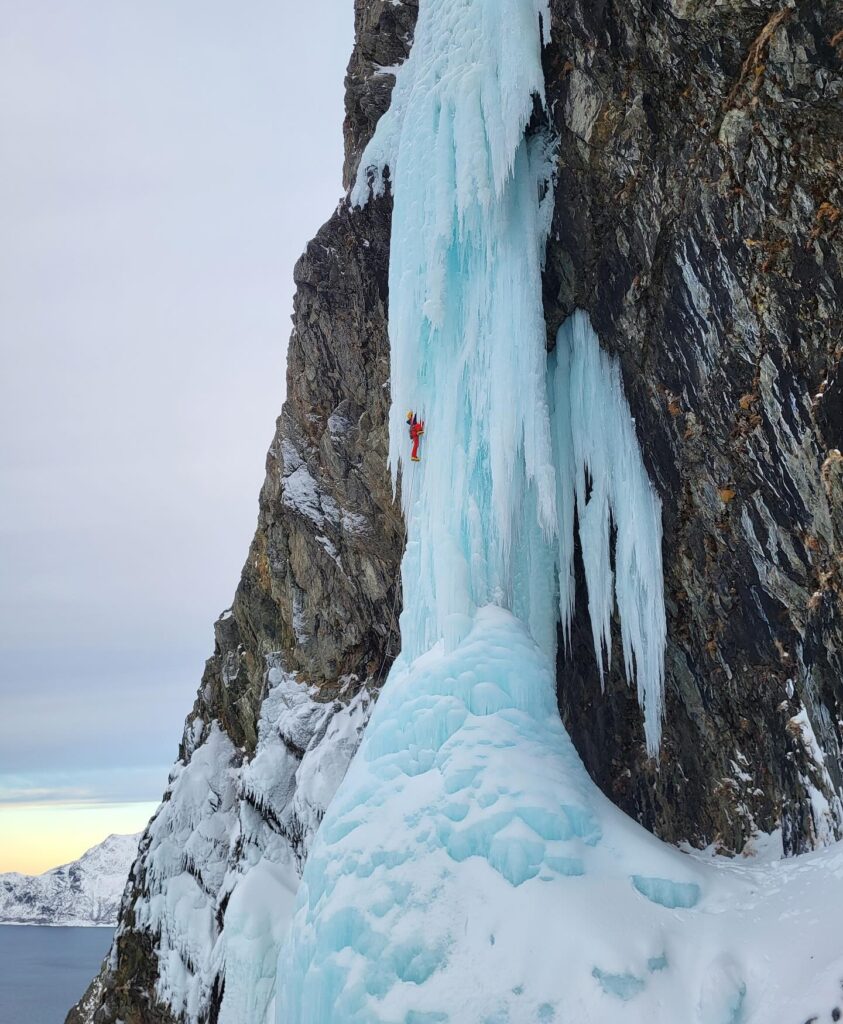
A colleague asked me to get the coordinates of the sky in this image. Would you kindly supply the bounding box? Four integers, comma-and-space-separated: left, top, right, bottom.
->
0, 0, 354, 874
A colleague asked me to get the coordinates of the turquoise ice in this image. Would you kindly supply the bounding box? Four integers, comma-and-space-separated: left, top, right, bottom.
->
350, 0, 665, 748
274, 608, 707, 1022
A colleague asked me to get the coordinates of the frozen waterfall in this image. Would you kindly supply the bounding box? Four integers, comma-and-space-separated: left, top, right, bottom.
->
270, 1, 841, 1022
351, 0, 559, 668
271, 0, 675, 1014
349, 0, 665, 745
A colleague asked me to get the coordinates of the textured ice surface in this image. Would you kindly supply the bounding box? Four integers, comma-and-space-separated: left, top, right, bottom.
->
631, 874, 701, 909
550, 312, 666, 752
276, 608, 706, 1023
353, 0, 558, 667
276, 610, 843, 1022
352, 0, 665, 746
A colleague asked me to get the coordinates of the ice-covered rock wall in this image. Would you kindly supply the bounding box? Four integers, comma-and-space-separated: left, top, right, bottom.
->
273, 0, 843, 1018
270, 0, 843, 1013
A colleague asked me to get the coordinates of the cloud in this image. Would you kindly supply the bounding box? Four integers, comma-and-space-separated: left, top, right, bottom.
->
0, 767, 167, 807
0, 0, 354, 820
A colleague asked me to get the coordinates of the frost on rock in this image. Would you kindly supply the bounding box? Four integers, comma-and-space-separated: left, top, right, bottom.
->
133, 726, 239, 1022
281, 464, 329, 529
117, 669, 371, 1024
787, 705, 843, 846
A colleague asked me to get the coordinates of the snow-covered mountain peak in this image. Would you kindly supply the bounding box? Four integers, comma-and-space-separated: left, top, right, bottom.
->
71, 833, 140, 874
0, 832, 140, 927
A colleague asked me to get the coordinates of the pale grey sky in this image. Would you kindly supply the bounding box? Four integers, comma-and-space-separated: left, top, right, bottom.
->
0, 0, 355, 823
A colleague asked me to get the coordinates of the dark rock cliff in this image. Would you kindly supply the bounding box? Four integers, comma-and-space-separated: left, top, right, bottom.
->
184, 0, 419, 754
543, 0, 843, 855
69, 0, 842, 1020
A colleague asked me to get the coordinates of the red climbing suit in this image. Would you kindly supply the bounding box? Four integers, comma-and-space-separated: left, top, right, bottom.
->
407, 411, 425, 462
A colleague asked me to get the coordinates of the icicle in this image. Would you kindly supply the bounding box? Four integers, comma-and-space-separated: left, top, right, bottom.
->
551, 310, 667, 754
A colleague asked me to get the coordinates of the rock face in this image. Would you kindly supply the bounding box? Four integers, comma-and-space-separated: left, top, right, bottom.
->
69, 0, 843, 1020
0, 833, 139, 927
542, 0, 843, 856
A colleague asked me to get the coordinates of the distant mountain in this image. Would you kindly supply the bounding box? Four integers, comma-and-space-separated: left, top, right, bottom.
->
0, 833, 139, 926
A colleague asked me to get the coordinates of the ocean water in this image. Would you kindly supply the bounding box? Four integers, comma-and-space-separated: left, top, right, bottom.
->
0, 925, 113, 1024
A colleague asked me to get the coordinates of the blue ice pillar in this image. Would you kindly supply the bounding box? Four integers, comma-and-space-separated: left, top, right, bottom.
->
352, 0, 557, 662
550, 310, 667, 754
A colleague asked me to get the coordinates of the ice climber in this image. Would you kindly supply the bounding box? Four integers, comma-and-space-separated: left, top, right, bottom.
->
406, 411, 424, 462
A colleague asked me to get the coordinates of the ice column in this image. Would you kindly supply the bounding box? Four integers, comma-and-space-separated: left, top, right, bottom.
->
353, 0, 557, 662
550, 311, 667, 753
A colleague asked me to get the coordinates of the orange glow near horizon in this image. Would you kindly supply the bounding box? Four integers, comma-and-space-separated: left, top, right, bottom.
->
0, 802, 160, 874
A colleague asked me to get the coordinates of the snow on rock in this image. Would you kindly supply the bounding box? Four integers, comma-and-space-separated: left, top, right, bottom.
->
787, 705, 843, 845
113, 668, 372, 1024
216, 671, 372, 1024
281, 464, 330, 529
133, 725, 240, 1022
0, 832, 140, 927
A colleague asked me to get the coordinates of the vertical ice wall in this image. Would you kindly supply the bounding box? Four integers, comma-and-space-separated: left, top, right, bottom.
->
352, 0, 557, 662
271, 4, 706, 1020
